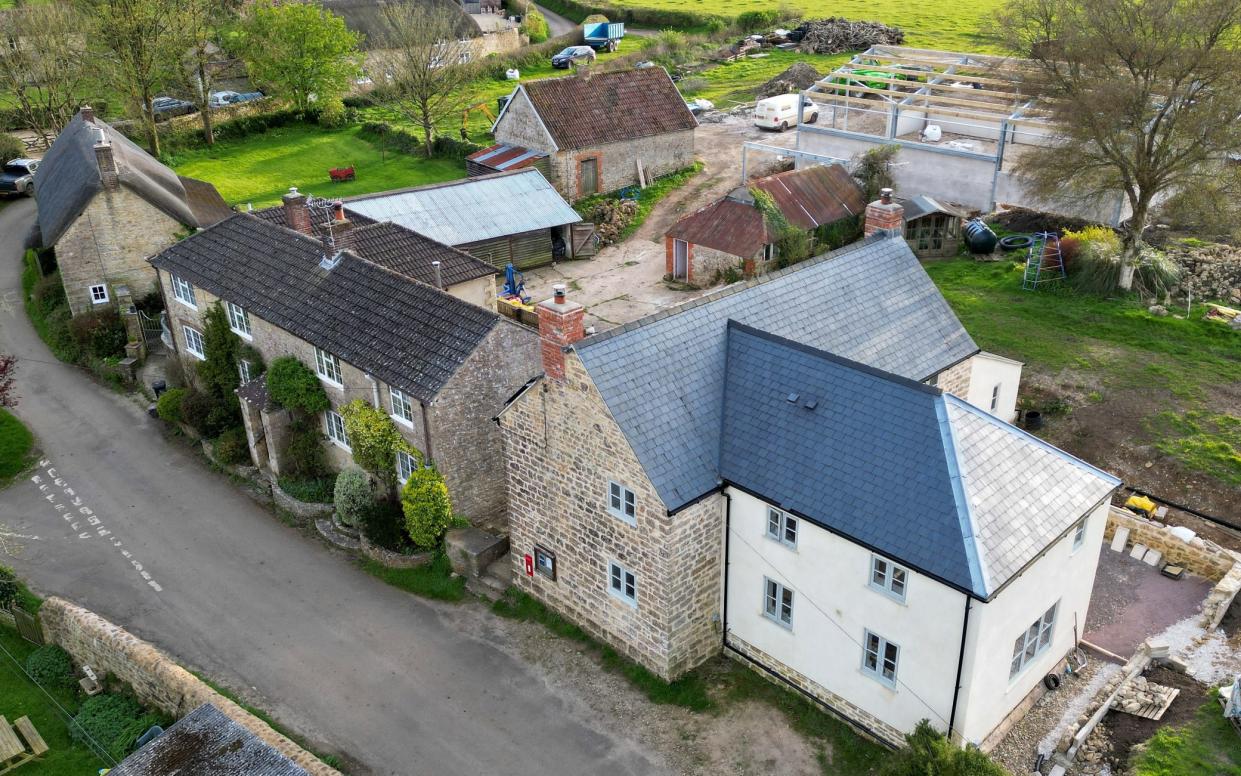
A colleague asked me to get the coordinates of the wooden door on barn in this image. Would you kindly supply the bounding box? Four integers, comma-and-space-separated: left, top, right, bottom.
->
570, 222, 599, 258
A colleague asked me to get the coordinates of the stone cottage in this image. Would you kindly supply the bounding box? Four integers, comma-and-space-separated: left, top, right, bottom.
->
664, 164, 866, 284
494, 208, 1112, 749
491, 67, 698, 200
149, 203, 538, 526
34, 107, 231, 316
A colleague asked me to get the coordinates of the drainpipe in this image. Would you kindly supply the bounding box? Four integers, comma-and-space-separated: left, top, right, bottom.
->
721, 490, 732, 644
948, 592, 973, 742
419, 400, 434, 464
365, 374, 380, 409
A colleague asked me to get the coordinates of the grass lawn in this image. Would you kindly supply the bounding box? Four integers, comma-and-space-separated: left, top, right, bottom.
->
0, 627, 110, 774
1132, 697, 1241, 776
168, 124, 465, 207
925, 259, 1241, 488
681, 49, 851, 107
360, 554, 466, 602
0, 408, 35, 490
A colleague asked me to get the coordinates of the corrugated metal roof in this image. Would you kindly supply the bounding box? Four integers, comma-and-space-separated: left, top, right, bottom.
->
666, 198, 768, 257
750, 164, 866, 230
346, 169, 579, 246
902, 194, 968, 222
466, 143, 548, 172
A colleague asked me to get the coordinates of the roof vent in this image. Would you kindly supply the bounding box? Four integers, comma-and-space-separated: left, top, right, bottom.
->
786, 393, 799, 403
319, 251, 344, 270
802, 398, 818, 411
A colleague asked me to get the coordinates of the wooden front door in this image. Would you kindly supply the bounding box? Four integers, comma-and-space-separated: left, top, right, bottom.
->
579, 157, 599, 196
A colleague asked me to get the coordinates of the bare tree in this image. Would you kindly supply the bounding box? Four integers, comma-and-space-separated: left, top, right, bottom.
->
178, 0, 242, 145
378, 1, 479, 158
995, 0, 1241, 289
78, 0, 188, 157
0, 4, 94, 147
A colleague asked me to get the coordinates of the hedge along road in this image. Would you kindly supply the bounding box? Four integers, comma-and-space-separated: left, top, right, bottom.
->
0, 198, 665, 775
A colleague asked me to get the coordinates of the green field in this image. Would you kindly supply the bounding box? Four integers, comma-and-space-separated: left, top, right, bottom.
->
0, 408, 34, 490
169, 124, 465, 207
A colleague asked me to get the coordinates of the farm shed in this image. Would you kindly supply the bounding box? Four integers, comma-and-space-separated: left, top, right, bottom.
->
466, 143, 550, 178
345, 168, 585, 269
901, 195, 967, 258
799, 45, 1127, 225
664, 164, 865, 284
491, 67, 697, 200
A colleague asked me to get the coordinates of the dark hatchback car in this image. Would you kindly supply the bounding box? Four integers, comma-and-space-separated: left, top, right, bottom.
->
151, 96, 196, 120
551, 46, 596, 69
0, 159, 38, 197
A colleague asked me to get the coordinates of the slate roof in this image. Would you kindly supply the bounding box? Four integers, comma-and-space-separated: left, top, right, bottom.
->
516, 67, 697, 149
346, 169, 580, 246
149, 212, 503, 402
109, 703, 309, 776
34, 110, 230, 245
252, 202, 496, 287
719, 323, 1121, 599
573, 235, 979, 510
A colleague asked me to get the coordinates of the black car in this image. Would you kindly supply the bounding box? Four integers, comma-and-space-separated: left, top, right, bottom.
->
0, 159, 38, 197
551, 46, 596, 69
151, 96, 196, 120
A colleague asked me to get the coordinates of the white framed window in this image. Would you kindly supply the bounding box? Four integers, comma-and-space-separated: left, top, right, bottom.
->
765, 507, 797, 548
390, 387, 414, 425
171, 274, 197, 308
226, 302, 252, 338
315, 347, 343, 385
763, 577, 793, 628
238, 359, 254, 384
863, 630, 900, 687
990, 383, 1001, 412
1071, 519, 1087, 552
1009, 602, 1058, 679
869, 555, 908, 603
607, 481, 636, 525
608, 561, 637, 607
89, 283, 108, 304
324, 410, 350, 449
182, 325, 205, 360
396, 449, 417, 484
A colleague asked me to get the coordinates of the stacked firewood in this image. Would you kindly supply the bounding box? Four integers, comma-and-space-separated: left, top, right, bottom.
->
794, 18, 905, 54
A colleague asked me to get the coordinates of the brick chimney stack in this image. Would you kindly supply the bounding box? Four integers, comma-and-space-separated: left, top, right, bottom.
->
537, 284, 585, 380
282, 187, 313, 235
864, 187, 905, 238
80, 105, 95, 123
92, 125, 119, 191
321, 199, 354, 251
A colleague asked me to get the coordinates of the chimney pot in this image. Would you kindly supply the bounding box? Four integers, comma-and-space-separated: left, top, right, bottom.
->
80, 105, 95, 123
880, 187, 893, 205
332, 200, 346, 222
553, 283, 567, 303
537, 285, 585, 381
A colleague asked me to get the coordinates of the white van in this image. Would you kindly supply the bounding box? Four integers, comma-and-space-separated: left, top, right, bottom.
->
753, 94, 820, 131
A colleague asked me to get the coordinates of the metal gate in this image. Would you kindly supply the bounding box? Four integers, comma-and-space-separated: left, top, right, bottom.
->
138, 310, 165, 348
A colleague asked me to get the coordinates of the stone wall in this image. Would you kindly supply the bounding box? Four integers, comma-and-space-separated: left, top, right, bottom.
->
932, 356, 973, 398
39, 597, 341, 776
1103, 506, 1237, 581
470, 26, 524, 58
548, 130, 697, 200
665, 238, 755, 286
499, 351, 723, 680
492, 90, 556, 154
56, 187, 185, 315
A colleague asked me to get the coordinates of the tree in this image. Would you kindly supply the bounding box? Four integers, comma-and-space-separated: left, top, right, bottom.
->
852, 144, 899, 202
376, 2, 479, 157
994, 0, 1241, 290
0, 354, 16, 408
177, 0, 243, 145
401, 462, 453, 548
197, 303, 240, 404
236, 0, 361, 114
78, 0, 188, 157
0, 3, 95, 147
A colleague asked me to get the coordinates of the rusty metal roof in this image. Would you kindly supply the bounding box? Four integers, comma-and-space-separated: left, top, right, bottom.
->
750, 164, 866, 231
466, 143, 547, 172
666, 198, 769, 258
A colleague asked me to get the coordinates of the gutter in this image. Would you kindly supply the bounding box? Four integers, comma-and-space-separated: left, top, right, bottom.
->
947, 593, 972, 742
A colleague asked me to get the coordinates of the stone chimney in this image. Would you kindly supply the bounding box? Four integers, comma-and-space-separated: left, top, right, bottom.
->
80, 105, 95, 123
537, 284, 585, 380
93, 126, 119, 191
282, 187, 313, 235
321, 199, 354, 251
863, 187, 905, 238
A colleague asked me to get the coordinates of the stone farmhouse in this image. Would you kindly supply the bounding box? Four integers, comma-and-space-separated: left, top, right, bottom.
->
497, 202, 1121, 746
665, 164, 866, 285
149, 196, 539, 526
33, 107, 231, 316
491, 67, 698, 200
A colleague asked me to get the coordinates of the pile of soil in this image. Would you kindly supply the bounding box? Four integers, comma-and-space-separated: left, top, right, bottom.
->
988, 206, 1094, 235
1095, 665, 1211, 769
794, 17, 905, 54
757, 62, 824, 98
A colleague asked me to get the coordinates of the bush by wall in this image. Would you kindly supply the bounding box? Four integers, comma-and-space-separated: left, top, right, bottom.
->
25, 645, 76, 690
213, 427, 252, 466
70, 693, 163, 761
180, 389, 236, 439
282, 418, 329, 480
266, 357, 329, 415
521, 9, 550, 43
333, 467, 373, 527
881, 720, 1005, 776
359, 499, 414, 553
534, 0, 719, 29
276, 474, 336, 504
68, 308, 128, 359
401, 465, 454, 549
156, 388, 187, 424
0, 133, 25, 163
356, 122, 482, 161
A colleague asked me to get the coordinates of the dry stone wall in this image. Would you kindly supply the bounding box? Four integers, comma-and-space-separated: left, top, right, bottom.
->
39, 597, 340, 776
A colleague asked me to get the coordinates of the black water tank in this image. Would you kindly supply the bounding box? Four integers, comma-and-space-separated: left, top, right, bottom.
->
963, 219, 998, 254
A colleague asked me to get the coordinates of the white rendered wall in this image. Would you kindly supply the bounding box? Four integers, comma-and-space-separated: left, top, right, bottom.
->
966, 352, 1023, 423
725, 487, 967, 738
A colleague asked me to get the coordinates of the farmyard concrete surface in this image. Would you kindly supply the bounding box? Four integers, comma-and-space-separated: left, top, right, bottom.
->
0, 198, 666, 775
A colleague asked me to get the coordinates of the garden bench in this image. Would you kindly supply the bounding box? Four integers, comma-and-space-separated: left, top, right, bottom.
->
0, 715, 47, 774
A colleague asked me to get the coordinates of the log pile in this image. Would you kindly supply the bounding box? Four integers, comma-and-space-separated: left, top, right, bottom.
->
794, 17, 905, 54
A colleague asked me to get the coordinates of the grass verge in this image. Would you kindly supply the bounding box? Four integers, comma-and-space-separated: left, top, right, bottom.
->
360, 553, 466, 602
1131, 695, 1241, 776
0, 408, 35, 490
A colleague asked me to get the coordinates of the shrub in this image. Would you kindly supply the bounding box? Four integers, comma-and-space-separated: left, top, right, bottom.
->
654, 28, 688, 50
881, 720, 1005, 776
705, 16, 728, 34
282, 418, 328, 479
29, 272, 67, 318
736, 9, 778, 32
71, 693, 162, 761
277, 474, 336, 503
334, 467, 373, 527
133, 290, 163, 316
156, 388, 186, 424
197, 303, 240, 402
852, 144, 900, 202
1066, 232, 1181, 298
68, 308, 128, 359
359, 498, 414, 553
42, 305, 81, 362
339, 399, 405, 485
678, 76, 708, 93
25, 645, 75, 690
521, 9, 549, 43
266, 357, 329, 415
316, 98, 349, 128
582, 12, 609, 23
0, 133, 24, 163
401, 465, 453, 549
213, 426, 251, 465
0, 565, 17, 610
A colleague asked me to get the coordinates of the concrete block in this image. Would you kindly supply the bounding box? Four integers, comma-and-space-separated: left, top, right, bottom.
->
1111, 526, 1130, 552
1143, 548, 1162, 566
445, 528, 510, 578
1170, 525, 1196, 543
1130, 542, 1148, 559
1147, 639, 1170, 658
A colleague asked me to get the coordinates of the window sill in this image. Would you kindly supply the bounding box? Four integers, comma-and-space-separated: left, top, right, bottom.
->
91, 298, 109, 306
327, 439, 351, 452
317, 376, 344, 390
391, 414, 414, 429
186, 350, 206, 361
859, 669, 899, 693
761, 612, 793, 631
607, 590, 637, 609
175, 299, 198, 311
606, 508, 637, 527
764, 534, 798, 551
230, 329, 253, 341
